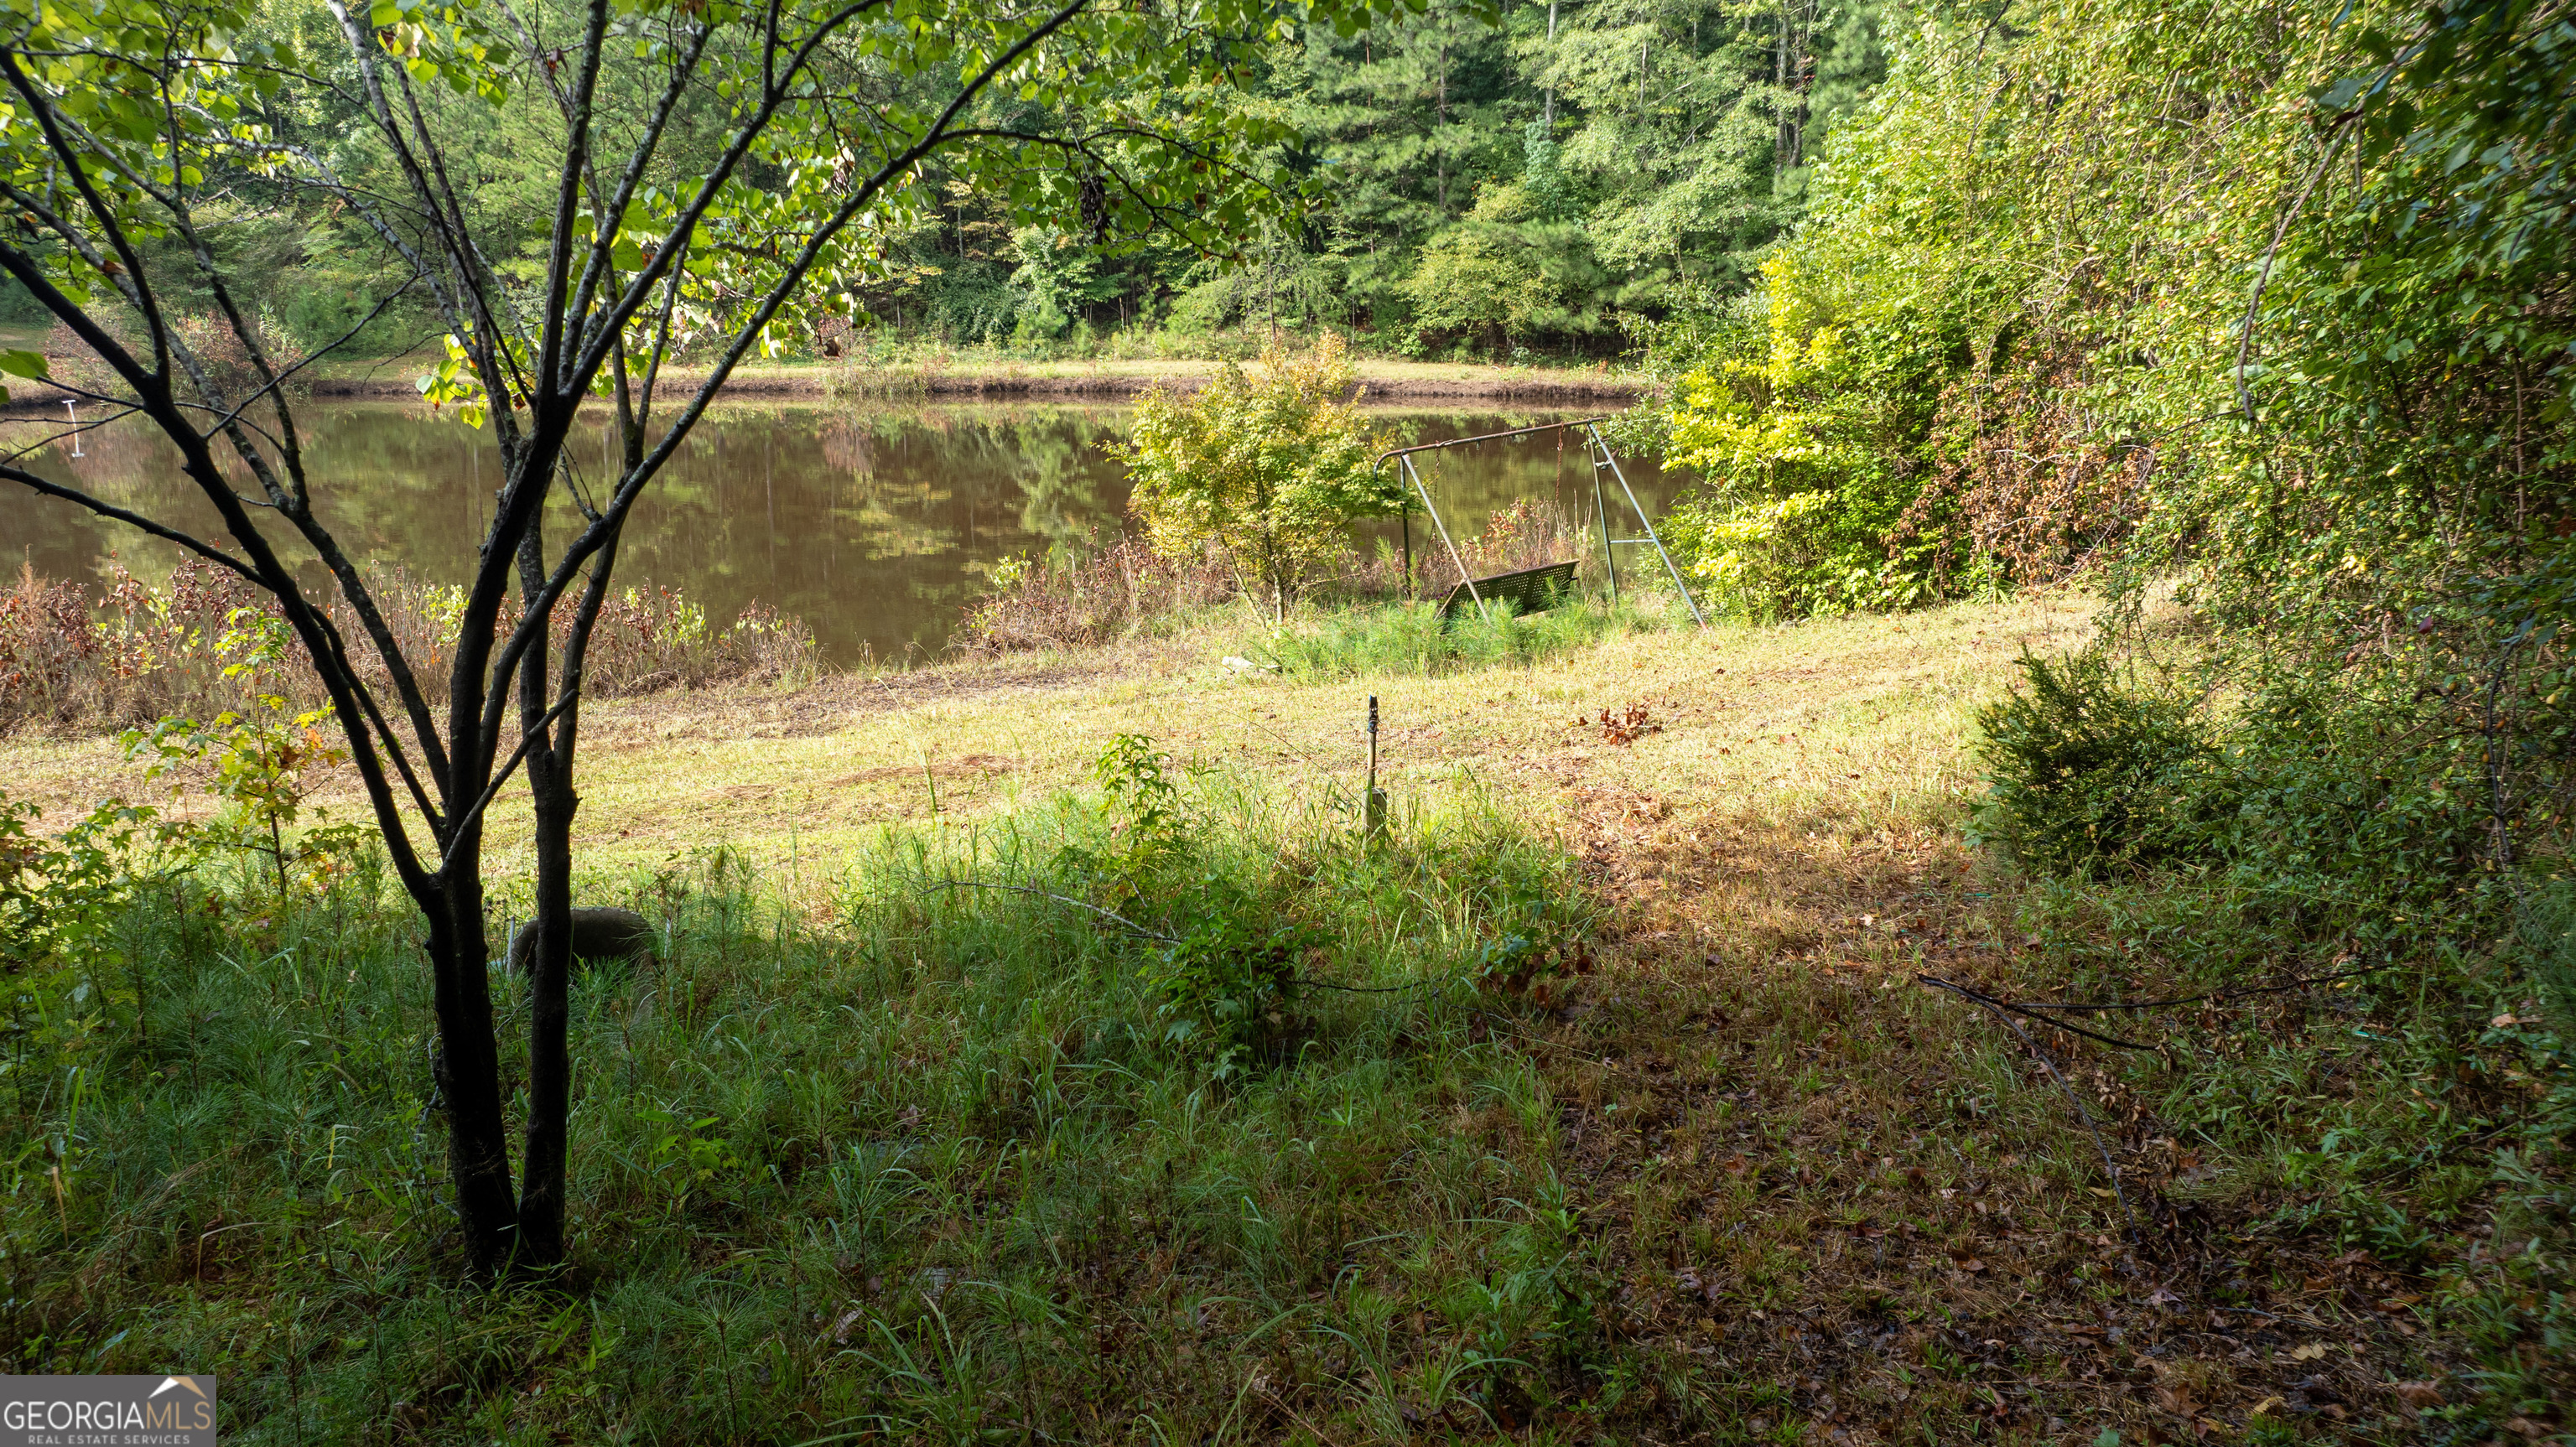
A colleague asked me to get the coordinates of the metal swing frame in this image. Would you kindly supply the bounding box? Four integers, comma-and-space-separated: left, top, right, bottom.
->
1372, 417, 1706, 628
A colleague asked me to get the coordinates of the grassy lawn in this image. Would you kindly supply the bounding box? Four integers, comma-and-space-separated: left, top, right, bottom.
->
0, 592, 2075, 881
3, 591, 2535, 1443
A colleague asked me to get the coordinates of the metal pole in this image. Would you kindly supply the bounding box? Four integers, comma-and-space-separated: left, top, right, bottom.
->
1592, 455, 1618, 607
1406, 454, 1486, 621
1369, 416, 1614, 471
1591, 423, 1706, 628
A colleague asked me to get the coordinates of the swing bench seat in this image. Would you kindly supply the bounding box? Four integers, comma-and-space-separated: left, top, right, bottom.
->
1437, 560, 1581, 621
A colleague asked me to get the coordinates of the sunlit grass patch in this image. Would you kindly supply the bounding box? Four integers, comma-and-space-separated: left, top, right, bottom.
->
1243, 594, 1675, 680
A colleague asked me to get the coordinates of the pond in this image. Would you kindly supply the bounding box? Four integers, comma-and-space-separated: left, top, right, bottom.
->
1, 402, 1696, 665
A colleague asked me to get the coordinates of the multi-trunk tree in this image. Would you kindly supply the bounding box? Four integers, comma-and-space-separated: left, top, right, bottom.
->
0, 0, 1389, 1277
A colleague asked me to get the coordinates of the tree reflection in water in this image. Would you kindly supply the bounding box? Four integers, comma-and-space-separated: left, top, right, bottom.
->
0, 402, 1684, 664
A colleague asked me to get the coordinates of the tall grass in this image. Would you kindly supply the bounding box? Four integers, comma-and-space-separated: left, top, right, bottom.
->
0, 561, 819, 734
1, 764, 1649, 1443
1247, 594, 1675, 678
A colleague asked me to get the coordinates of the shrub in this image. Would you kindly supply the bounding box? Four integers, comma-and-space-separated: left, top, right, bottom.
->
1649, 254, 1956, 620
1149, 872, 1321, 1076
1115, 334, 1401, 620
1971, 651, 2224, 878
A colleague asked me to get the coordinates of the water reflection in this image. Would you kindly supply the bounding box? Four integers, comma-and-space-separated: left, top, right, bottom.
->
0, 402, 1688, 664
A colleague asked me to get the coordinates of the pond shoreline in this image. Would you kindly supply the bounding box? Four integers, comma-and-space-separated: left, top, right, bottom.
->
2, 358, 1644, 414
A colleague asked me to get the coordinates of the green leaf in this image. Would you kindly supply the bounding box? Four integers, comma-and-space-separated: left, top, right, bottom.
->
0, 349, 51, 381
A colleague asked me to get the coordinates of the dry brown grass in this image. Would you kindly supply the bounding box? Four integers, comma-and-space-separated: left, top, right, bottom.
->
1504, 802, 2441, 1442
0, 561, 818, 736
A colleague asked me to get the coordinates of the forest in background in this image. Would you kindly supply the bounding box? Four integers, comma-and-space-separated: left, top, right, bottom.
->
0, 0, 1884, 362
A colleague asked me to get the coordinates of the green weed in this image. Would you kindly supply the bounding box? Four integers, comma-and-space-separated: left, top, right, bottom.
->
0, 759, 1639, 1442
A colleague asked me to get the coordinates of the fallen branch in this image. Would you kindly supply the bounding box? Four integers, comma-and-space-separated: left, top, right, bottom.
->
1917, 973, 2139, 1240
1916, 973, 2158, 1051
1999, 961, 2394, 1015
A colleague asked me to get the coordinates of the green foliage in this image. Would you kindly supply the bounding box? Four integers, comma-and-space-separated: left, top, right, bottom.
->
119, 613, 357, 905
1117, 335, 1400, 619
0, 796, 159, 1084
3, 0, 1895, 366
1083, 730, 1186, 887
1150, 873, 1322, 1075
1836, 3, 2576, 1413
1649, 250, 1961, 620
0, 752, 1618, 1439
1971, 653, 2220, 879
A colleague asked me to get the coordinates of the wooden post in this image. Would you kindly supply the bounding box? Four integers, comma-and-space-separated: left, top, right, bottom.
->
1365, 695, 1387, 845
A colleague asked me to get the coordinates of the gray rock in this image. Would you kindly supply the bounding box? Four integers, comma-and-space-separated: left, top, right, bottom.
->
506, 906, 657, 974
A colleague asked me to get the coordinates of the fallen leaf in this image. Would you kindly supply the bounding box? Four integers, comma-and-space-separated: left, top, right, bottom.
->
2249, 1396, 2286, 1417
2392, 1380, 2444, 1409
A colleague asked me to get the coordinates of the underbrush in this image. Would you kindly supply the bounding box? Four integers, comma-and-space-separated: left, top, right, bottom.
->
1967, 635, 2576, 1434
0, 748, 1660, 1443
0, 561, 818, 734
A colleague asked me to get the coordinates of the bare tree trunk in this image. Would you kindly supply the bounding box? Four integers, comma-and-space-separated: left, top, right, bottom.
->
424, 866, 519, 1272
516, 753, 576, 1269
1776, 0, 1806, 172
1436, 18, 1450, 215
512, 516, 575, 1272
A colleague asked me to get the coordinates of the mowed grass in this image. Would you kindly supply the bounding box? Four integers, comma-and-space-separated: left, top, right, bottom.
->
5, 590, 2498, 1443
0, 589, 2092, 884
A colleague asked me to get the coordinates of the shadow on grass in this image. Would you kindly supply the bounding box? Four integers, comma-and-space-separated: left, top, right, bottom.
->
4, 763, 1643, 1443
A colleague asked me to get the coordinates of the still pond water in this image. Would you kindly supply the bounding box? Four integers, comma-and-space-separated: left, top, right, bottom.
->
3, 402, 1694, 664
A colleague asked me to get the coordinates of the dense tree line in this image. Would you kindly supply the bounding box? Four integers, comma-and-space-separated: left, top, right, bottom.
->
774, 0, 1893, 355
0, 0, 1888, 360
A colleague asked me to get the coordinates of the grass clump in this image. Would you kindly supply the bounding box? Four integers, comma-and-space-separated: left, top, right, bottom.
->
1, 747, 1636, 1442
1248, 594, 1671, 679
